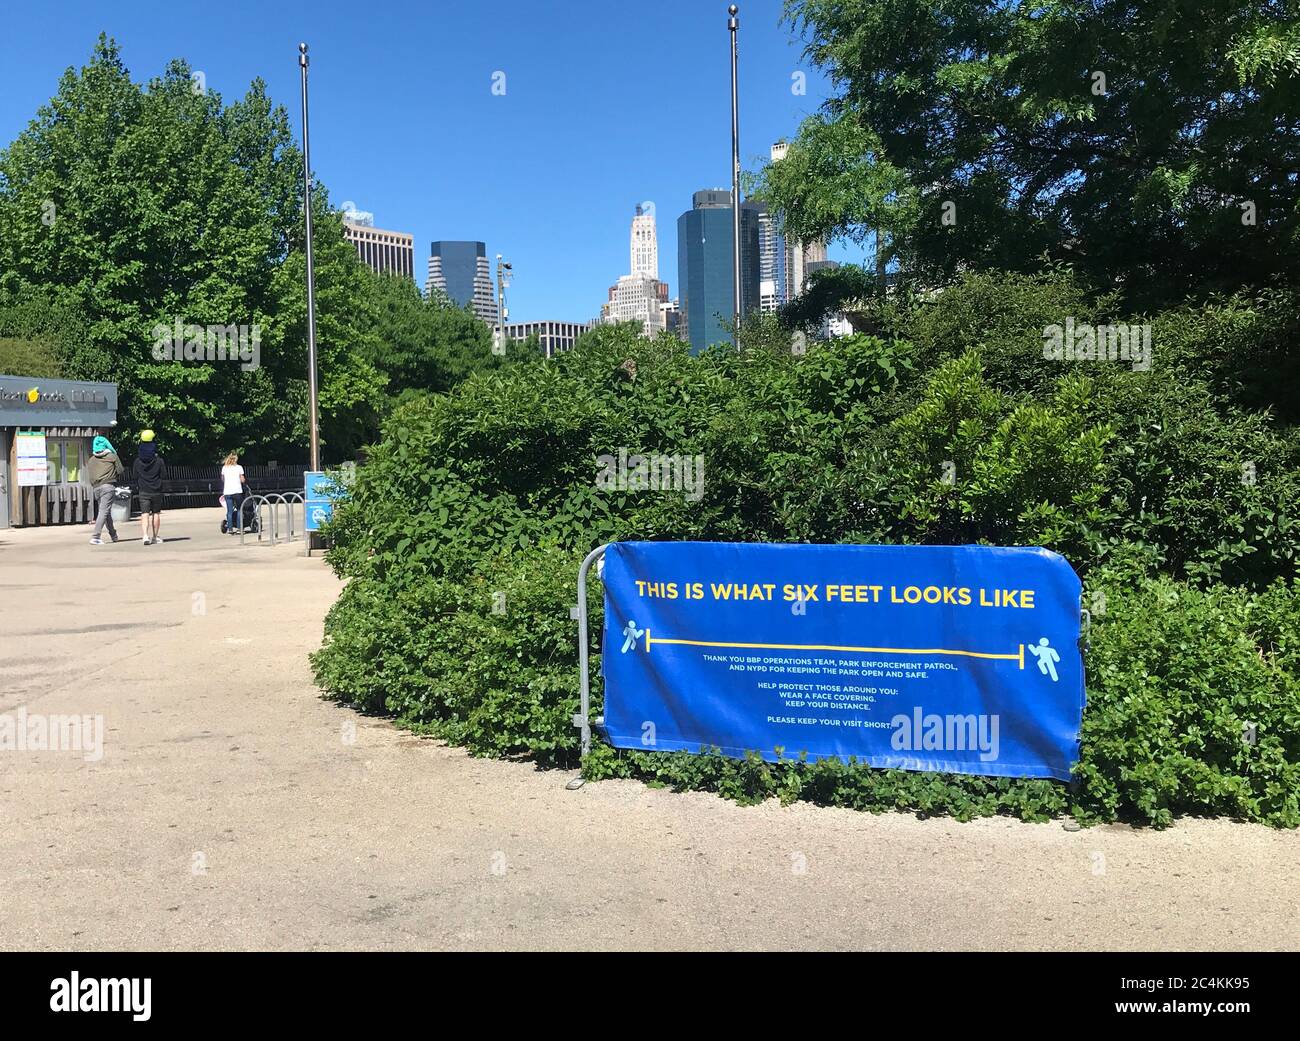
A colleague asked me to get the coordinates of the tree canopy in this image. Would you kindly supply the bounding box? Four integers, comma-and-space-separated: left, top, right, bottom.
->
361, 271, 534, 395
0, 36, 505, 464
760, 0, 1300, 308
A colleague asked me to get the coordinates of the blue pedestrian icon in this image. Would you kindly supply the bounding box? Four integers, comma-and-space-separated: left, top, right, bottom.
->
1027, 636, 1060, 681
620, 619, 645, 654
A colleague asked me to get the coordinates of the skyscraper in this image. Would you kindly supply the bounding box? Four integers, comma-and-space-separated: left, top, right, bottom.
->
607, 275, 666, 337
597, 205, 674, 340
768, 141, 828, 304
344, 222, 415, 279
426, 241, 498, 324
749, 200, 784, 314
677, 189, 760, 353
630, 205, 658, 280
787, 235, 828, 303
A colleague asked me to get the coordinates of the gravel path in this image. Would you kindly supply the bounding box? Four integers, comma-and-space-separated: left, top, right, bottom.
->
2, 508, 1295, 950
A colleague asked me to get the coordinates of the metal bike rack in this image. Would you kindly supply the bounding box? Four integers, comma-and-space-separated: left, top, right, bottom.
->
266, 492, 305, 544
238, 495, 269, 547
264, 493, 290, 545
235, 492, 305, 547
282, 492, 304, 543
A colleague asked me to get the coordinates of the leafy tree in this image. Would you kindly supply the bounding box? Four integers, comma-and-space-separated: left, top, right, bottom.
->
779, 264, 880, 334
0, 337, 63, 378
761, 0, 1300, 308
0, 285, 85, 377
364, 271, 506, 395
0, 36, 385, 463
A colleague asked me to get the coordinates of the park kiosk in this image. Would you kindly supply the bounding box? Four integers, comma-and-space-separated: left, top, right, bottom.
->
0, 374, 119, 528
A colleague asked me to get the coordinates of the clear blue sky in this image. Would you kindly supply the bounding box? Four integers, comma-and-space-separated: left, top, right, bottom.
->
1, 0, 866, 324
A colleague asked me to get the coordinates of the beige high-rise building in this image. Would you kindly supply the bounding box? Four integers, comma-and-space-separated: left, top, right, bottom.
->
343, 221, 415, 279
787, 236, 828, 302
630, 205, 658, 281
597, 206, 671, 339
606, 274, 666, 338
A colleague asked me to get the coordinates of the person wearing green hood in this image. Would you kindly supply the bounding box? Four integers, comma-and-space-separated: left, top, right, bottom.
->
87, 434, 125, 545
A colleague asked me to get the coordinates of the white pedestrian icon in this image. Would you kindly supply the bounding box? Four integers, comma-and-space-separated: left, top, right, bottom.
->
1027, 636, 1060, 681
621, 620, 645, 653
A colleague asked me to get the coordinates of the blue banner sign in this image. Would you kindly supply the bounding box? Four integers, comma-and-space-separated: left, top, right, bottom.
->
601, 541, 1085, 780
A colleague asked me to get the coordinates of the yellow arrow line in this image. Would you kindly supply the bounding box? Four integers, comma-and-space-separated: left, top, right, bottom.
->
644, 631, 1025, 667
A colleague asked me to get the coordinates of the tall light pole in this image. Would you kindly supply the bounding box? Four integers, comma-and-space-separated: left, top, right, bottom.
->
298, 42, 321, 471
728, 5, 742, 350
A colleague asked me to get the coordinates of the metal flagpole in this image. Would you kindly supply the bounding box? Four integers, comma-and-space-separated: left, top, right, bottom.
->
729, 5, 742, 350
298, 43, 321, 472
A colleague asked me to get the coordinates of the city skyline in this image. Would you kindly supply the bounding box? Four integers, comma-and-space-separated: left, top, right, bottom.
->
0, 0, 869, 327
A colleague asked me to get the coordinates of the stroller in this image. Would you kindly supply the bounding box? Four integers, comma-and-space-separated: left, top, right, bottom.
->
219, 490, 261, 535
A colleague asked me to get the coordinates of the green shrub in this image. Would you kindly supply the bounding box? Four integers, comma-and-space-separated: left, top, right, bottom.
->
1149, 287, 1300, 424
313, 527, 1300, 826
1073, 576, 1300, 827
1080, 370, 1300, 586
875, 266, 1118, 398
313, 543, 595, 766
312, 309, 1300, 828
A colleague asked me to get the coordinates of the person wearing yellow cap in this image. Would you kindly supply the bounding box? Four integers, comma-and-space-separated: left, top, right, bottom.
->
132, 430, 167, 545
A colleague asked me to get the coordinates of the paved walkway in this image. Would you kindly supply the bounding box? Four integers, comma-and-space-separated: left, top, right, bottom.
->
1, 508, 1296, 950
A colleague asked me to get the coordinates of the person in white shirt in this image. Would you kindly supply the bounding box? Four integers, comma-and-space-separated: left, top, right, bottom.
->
221, 453, 247, 534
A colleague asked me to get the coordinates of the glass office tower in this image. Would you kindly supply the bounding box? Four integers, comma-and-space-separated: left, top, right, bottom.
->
676, 190, 760, 354
426, 241, 498, 324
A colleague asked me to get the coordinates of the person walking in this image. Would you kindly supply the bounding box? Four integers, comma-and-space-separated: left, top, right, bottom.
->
132, 430, 167, 546
221, 452, 247, 534
87, 434, 124, 545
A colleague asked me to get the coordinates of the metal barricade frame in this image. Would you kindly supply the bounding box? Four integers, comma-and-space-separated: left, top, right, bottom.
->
574, 543, 611, 759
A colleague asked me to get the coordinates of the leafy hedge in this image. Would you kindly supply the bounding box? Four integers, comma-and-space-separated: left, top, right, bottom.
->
313, 541, 1300, 826
312, 272, 1300, 827
312, 544, 588, 764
